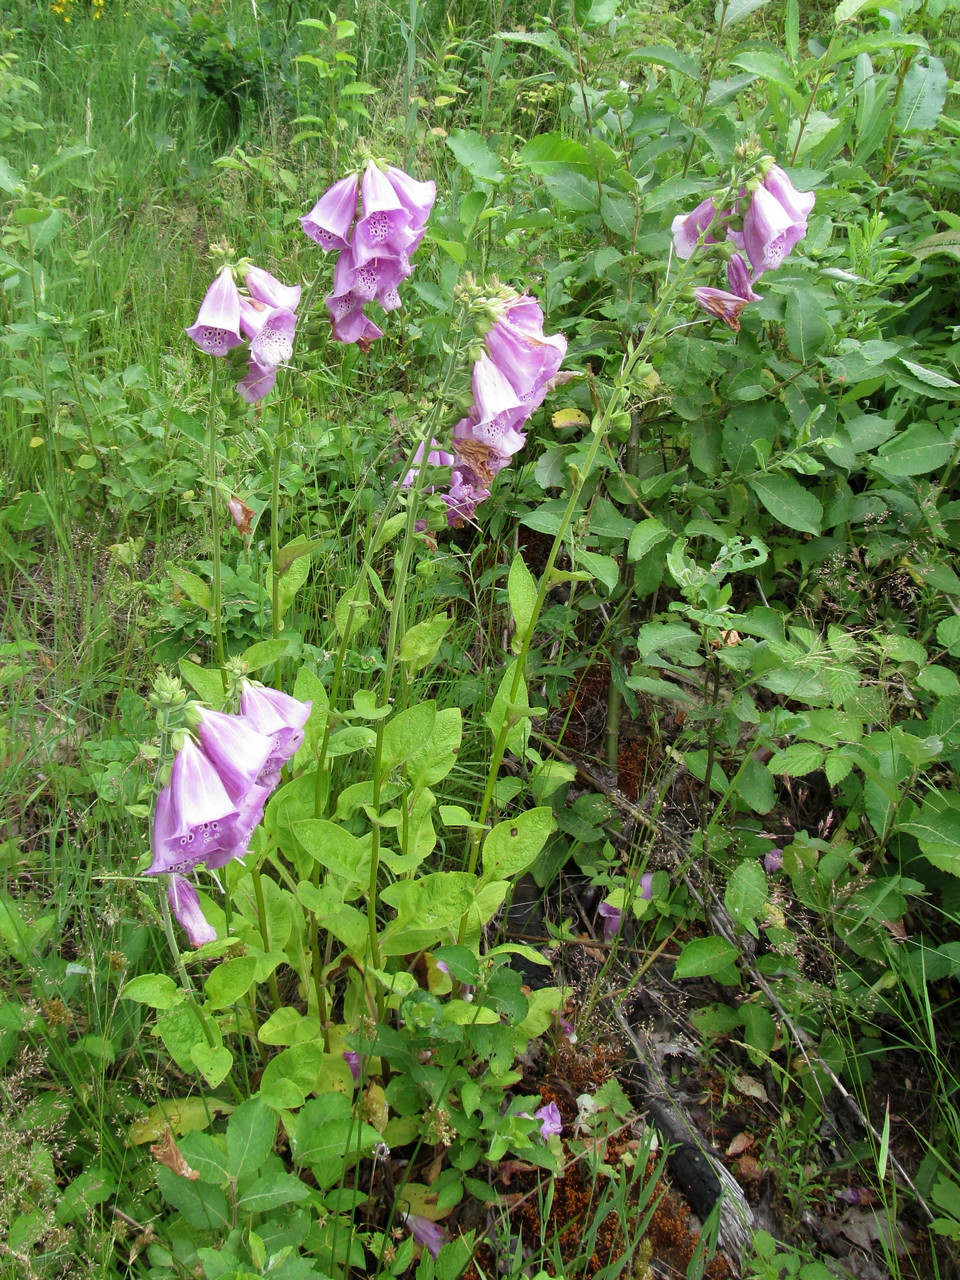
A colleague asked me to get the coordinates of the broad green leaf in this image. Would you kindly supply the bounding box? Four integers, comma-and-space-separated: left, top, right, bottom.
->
495, 29, 577, 72
382, 701, 436, 770
767, 742, 824, 776
55, 1169, 116, 1225
121, 973, 185, 1010
936, 617, 960, 658
290, 1094, 381, 1187
293, 819, 369, 883
0, 157, 23, 193
834, 0, 877, 20
724, 862, 768, 937
167, 563, 212, 611
576, 548, 619, 594
729, 49, 796, 91
518, 133, 591, 170
236, 1171, 311, 1214
226, 1098, 276, 1182
241, 638, 293, 672
482, 808, 553, 880
875, 424, 953, 476
406, 706, 462, 788
674, 936, 739, 979
334, 580, 371, 642
897, 792, 960, 876
910, 230, 960, 263
129, 1098, 234, 1145
898, 359, 959, 391
445, 129, 504, 183
508, 552, 538, 653
741, 1004, 776, 1065
896, 55, 947, 132
155, 1166, 230, 1230
784, 288, 833, 360
627, 45, 700, 78
258, 1042, 328, 1110
204, 956, 258, 1008
748, 474, 822, 535
399, 614, 451, 671
721, 0, 774, 22
628, 517, 669, 563
191, 1043, 234, 1089
379, 872, 477, 954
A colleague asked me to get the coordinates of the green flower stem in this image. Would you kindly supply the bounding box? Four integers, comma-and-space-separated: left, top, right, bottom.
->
361, 327, 468, 979
251, 867, 282, 1012
159, 887, 245, 1104
206, 359, 227, 687
458, 255, 704, 930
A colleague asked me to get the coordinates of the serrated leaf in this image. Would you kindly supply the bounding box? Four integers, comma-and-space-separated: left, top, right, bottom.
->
910, 230, 960, 262
896, 55, 947, 133
445, 129, 504, 183
495, 29, 577, 72
768, 742, 825, 776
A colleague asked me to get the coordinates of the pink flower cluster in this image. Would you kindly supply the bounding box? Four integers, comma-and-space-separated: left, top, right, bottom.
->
442, 292, 567, 527
148, 682, 311, 946
301, 161, 436, 349
672, 161, 815, 332
186, 265, 301, 403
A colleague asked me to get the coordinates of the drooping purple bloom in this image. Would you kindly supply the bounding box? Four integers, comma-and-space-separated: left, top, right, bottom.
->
597, 901, 622, 944
185, 266, 244, 356
343, 1050, 362, 1082
535, 1102, 563, 1138
168, 875, 217, 947
727, 253, 763, 301
483, 294, 568, 400
332, 243, 411, 306
325, 290, 385, 348
250, 306, 297, 371
352, 161, 413, 262
671, 197, 728, 260
239, 681, 312, 787
764, 847, 784, 873
761, 164, 816, 227
470, 355, 529, 458
639, 872, 654, 900
693, 286, 756, 333
244, 265, 302, 311
403, 1213, 448, 1259
384, 165, 436, 229
236, 360, 278, 405
148, 736, 241, 877
442, 462, 491, 529
195, 707, 274, 800
402, 439, 456, 489
300, 172, 360, 252
740, 184, 808, 276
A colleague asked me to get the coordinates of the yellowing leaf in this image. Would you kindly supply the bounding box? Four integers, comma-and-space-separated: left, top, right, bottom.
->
552, 407, 590, 428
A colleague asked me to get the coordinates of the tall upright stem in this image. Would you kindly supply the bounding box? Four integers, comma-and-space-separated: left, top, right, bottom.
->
206, 360, 227, 686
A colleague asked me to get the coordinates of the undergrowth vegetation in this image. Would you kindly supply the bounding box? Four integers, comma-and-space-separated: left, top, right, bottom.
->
1, 0, 959, 1277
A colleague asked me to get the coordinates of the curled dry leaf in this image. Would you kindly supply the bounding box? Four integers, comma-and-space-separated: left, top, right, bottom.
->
734, 1073, 769, 1102
725, 1131, 755, 1157
150, 1129, 199, 1180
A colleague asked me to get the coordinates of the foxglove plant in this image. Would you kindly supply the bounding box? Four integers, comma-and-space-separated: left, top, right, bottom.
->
147, 685, 312, 944
437, 284, 567, 527
186, 262, 301, 405
301, 158, 436, 347
674, 156, 814, 330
